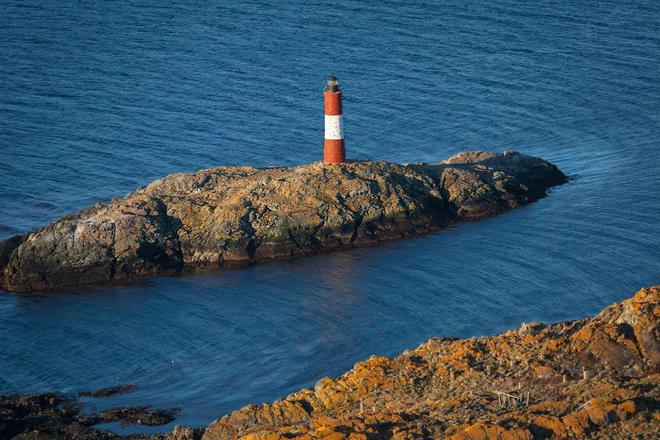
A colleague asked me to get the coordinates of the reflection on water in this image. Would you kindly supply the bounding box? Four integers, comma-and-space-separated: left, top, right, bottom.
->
1, 0, 659, 432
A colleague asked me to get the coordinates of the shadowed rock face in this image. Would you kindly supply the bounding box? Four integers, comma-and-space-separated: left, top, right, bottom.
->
201, 286, 660, 440
0, 151, 566, 293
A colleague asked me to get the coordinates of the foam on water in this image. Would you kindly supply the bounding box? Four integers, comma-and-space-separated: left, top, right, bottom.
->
1, 0, 659, 432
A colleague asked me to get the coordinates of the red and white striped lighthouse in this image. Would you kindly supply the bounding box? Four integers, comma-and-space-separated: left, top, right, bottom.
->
323, 75, 345, 164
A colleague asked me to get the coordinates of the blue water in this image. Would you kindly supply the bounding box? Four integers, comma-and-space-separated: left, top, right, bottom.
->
1, 0, 659, 433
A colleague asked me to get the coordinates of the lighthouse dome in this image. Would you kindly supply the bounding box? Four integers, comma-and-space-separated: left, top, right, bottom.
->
325, 75, 340, 92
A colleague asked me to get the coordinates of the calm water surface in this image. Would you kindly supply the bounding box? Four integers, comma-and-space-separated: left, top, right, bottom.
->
1, 0, 659, 432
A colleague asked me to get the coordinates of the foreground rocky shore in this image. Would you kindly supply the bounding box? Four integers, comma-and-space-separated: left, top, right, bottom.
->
202, 286, 659, 439
2, 286, 658, 439
0, 151, 565, 293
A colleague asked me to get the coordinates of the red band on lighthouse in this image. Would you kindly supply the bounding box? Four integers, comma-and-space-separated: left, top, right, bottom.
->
324, 75, 345, 164
324, 92, 342, 115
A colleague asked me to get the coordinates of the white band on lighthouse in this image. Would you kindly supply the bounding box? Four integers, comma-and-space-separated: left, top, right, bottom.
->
324, 115, 343, 140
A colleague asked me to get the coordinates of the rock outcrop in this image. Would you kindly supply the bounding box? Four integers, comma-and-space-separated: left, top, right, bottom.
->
0, 151, 566, 293
0, 392, 190, 440
202, 286, 660, 440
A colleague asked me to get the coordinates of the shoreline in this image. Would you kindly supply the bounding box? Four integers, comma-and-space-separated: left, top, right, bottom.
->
0, 151, 566, 293
2, 285, 657, 439
203, 285, 659, 439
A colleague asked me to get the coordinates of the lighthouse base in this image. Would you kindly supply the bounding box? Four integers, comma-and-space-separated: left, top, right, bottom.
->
324, 139, 346, 164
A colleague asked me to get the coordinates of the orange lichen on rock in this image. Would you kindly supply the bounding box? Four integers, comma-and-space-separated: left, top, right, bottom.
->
447, 421, 532, 440
200, 286, 659, 440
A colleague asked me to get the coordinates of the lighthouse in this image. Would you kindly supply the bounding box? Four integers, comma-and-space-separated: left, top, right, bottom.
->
324, 75, 345, 164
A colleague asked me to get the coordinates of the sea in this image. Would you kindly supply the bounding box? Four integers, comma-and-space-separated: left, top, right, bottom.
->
1, 0, 659, 433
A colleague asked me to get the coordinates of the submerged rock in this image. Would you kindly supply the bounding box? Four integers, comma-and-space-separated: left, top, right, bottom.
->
201, 286, 659, 439
0, 151, 566, 293
80, 384, 138, 398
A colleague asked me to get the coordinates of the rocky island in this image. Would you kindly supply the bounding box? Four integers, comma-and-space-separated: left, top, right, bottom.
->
2, 285, 658, 439
0, 151, 566, 293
